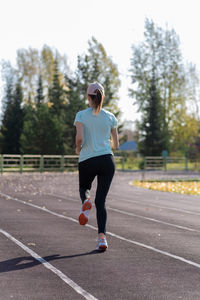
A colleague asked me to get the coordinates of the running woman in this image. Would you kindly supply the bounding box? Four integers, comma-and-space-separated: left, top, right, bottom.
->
74, 82, 119, 251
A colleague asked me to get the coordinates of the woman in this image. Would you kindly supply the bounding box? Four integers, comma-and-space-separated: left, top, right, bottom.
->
74, 82, 119, 251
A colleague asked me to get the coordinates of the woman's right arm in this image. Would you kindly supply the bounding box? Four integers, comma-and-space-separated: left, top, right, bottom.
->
111, 127, 119, 149
75, 122, 84, 155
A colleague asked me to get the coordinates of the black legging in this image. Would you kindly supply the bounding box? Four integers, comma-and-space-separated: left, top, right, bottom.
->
78, 154, 115, 234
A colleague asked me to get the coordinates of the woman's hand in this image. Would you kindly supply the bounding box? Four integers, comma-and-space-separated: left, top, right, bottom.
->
76, 147, 81, 155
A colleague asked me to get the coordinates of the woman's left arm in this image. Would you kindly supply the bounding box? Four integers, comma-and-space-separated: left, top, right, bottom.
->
111, 127, 119, 149
75, 122, 84, 155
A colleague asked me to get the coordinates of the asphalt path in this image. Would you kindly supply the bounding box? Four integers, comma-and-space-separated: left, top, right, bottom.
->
1, 170, 200, 299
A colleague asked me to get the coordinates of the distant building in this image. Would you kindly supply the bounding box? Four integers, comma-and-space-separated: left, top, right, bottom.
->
119, 141, 137, 151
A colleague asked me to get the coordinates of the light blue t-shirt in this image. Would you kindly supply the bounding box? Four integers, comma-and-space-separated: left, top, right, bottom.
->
74, 108, 118, 162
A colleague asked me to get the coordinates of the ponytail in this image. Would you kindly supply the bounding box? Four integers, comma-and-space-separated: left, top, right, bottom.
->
88, 89, 103, 113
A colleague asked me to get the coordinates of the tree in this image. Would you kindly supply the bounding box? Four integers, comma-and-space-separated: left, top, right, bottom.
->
0, 61, 15, 152
16, 47, 40, 103
1, 41, 121, 155
20, 104, 64, 154
36, 74, 44, 107
15, 45, 69, 105
20, 73, 65, 154
139, 76, 164, 156
64, 74, 86, 153
48, 59, 67, 116
77, 37, 121, 116
20, 104, 37, 153
129, 18, 187, 154
35, 105, 64, 154
184, 63, 200, 121
170, 112, 200, 156
63, 37, 122, 153
1, 81, 24, 153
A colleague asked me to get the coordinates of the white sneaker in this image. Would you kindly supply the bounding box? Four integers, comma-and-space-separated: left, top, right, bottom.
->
79, 199, 92, 225
96, 236, 108, 251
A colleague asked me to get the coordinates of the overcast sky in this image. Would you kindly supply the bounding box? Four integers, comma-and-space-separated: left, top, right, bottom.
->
1, 0, 200, 124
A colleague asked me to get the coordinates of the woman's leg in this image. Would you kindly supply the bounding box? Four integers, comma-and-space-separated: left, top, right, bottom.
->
78, 159, 96, 204
95, 155, 115, 234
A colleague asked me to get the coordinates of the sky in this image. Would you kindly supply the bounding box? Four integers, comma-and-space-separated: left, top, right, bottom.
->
1, 0, 200, 127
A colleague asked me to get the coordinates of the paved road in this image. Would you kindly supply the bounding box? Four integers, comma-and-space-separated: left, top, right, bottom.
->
1, 171, 200, 300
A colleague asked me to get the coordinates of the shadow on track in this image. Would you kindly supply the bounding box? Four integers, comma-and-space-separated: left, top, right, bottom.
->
0, 251, 102, 273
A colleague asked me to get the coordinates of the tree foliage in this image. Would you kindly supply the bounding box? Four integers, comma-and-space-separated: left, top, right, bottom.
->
77, 37, 121, 116
1, 81, 24, 154
64, 37, 122, 153
129, 18, 199, 155
0, 39, 121, 154
139, 76, 164, 156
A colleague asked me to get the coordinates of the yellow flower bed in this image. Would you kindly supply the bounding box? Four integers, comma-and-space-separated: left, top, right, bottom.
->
133, 180, 200, 195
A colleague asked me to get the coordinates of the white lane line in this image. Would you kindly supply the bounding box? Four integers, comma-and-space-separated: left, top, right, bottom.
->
106, 230, 200, 270
0, 229, 97, 300
107, 207, 200, 233
42, 191, 200, 217
110, 196, 200, 216
39, 191, 200, 233
40, 192, 200, 233
0, 192, 78, 224
1, 192, 200, 270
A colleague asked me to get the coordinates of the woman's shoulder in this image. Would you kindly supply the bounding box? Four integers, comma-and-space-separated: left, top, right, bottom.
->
101, 109, 118, 127
101, 108, 116, 118
77, 108, 92, 116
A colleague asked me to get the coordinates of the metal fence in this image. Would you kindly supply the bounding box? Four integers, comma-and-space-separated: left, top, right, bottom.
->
145, 156, 200, 171
0, 155, 80, 173
0, 154, 200, 174
0, 154, 126, 174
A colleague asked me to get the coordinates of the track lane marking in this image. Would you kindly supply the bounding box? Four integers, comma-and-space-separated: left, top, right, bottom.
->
1, 192, 200, 270
36, 192, 200, 233
43, 191, 200, 217
0, 229, 97, 300
107, 207, 200, 233
2, 192, 199, 233
110, 196, 200, 216
39, 192, 200, 233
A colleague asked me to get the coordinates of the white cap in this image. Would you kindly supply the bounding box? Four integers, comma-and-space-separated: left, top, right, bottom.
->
87, 82, 105, 96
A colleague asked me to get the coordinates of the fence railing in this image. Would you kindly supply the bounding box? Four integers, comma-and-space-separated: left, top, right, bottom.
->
0, 154, 126, 174
0, 154, 200, 174
145, 156, 200, 171
0, 154, 80, 173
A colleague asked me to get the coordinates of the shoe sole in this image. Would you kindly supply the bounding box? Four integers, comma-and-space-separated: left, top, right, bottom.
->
98, 245, 107, 251
82, 201, 92, 211
79, 213, 88, 225
79, 200, 92, 225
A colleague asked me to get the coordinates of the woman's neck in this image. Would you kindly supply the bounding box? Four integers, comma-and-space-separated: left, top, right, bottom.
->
92, 108, 100, 115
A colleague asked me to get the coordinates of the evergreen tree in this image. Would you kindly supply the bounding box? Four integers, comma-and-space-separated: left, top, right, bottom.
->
0, 61, 14, 152
32, 105, 64, 154
1, 42, 121, 155
21, 73, 65, 154
64, 75, 86, 153
20, 74, 44, 154
36, 74, 44, 107
129, 18, 186, 154
20, 104, 37, 154
1, 81, 24, 153
48, 59, 67, 116
20, 104, 64, 154
139, 77, 164, 156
